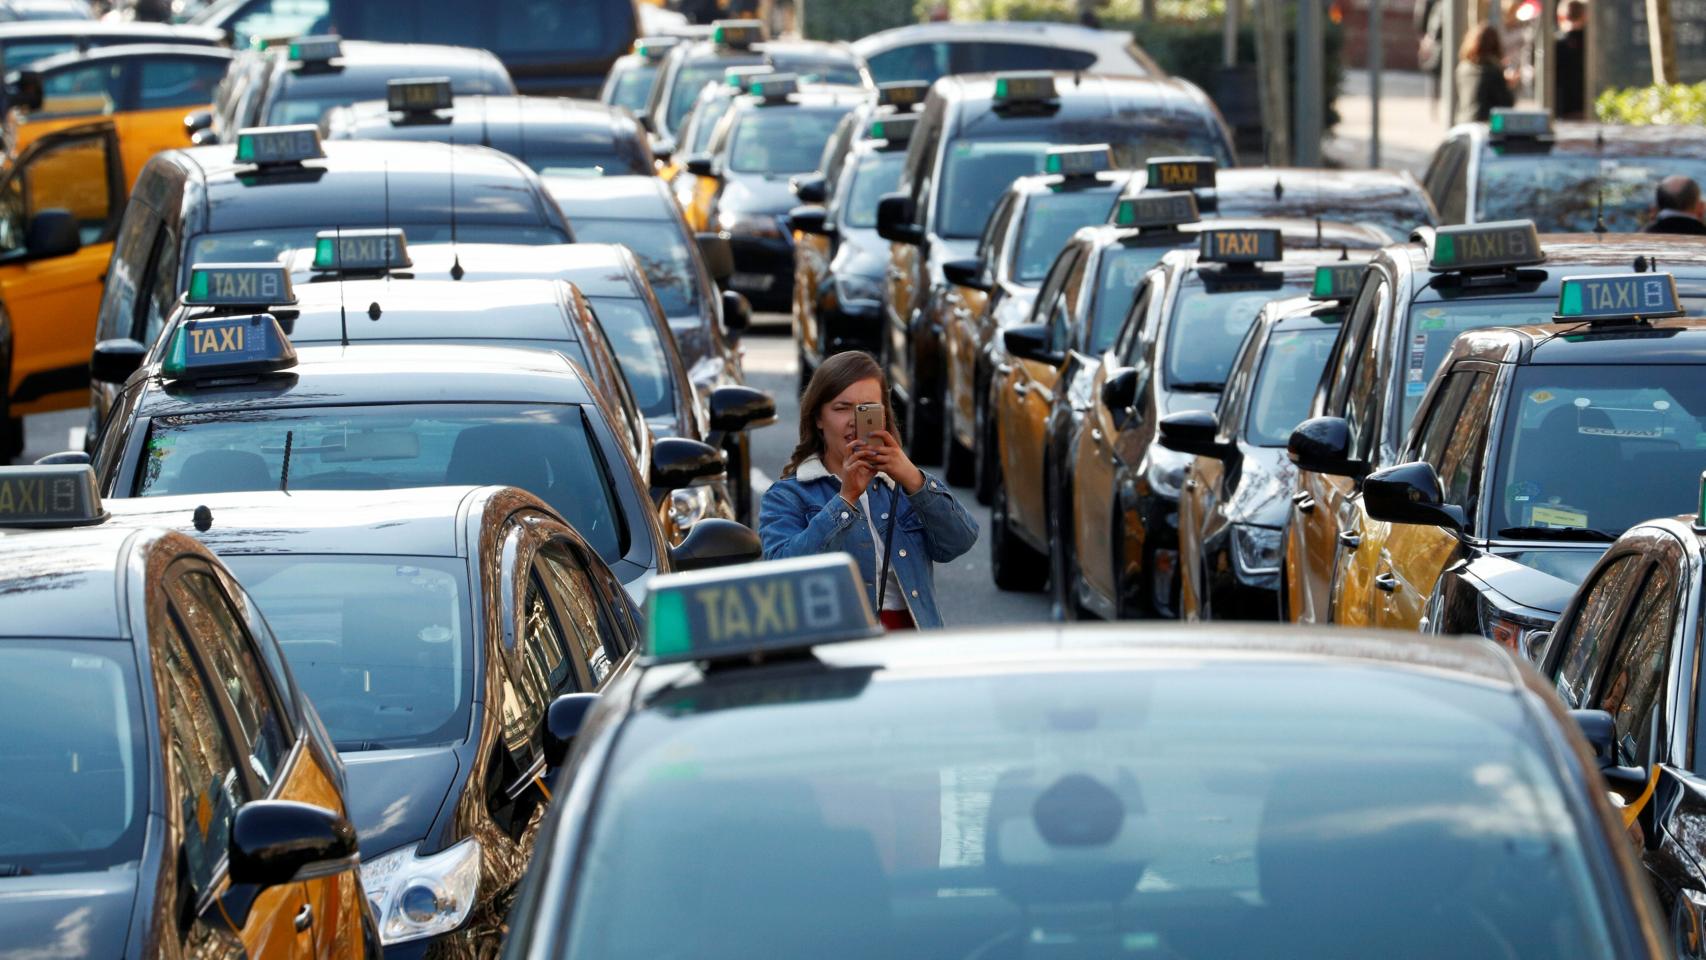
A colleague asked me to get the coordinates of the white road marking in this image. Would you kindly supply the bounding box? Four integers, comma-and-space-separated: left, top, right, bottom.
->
67, 426, 86, 451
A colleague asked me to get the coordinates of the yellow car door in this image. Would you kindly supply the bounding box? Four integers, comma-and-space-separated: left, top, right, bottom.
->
0, 121, 123, 420
1005, 249, 1084, 540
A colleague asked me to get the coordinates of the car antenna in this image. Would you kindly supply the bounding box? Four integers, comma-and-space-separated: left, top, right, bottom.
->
449, 144, 465, 280
1273, 177, 1283, 200
279, 430, 293, 494
1314, 216, 1321, 246
336, 225, 350, 346
1339, 243, 1348, 261
1594, 187, 1607, 234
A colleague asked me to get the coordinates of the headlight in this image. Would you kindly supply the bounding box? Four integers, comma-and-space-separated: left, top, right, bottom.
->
361, 839, 481, 945
1477, 594, 1553, 661
1145, 451, 1189, 500
834, 273, 883, 306
718, 210, 783, 238
1231, 524, 1283, 577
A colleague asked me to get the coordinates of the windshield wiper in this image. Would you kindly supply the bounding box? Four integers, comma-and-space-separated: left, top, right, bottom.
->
0, 864, 33, 877
1496, 525, 1619, 542
334, 740, 394, 752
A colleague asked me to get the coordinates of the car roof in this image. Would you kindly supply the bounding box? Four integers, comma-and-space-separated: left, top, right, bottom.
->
0, 19, 222, 41
104, 487, 485, 559
285, 241, 642, 298
1463, 317, 1706, 365
1007, 169, 1130, 198
544, 174, 675, 221
326, 94, 636, 148
933, 71, 1203, 117
1460, 119, 1706, 154
162, 139, 566, 236
136, 341, 598, 416
1070, 218, 1386, 253
1394, 230, 1706, 287
277, 276, 582, 343
267, 41, 511, 109
852, 20, 1139, 55
0, 525, 139, 639
25, 41, 231, 70
274, 39, 505, 75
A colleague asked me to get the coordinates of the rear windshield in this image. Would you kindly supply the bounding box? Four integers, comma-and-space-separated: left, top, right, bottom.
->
134, 403, 627, 562
728, 104, 856, 175
0, 640, 147, 875
1164, 275, 1308, 390
226, 554, 475, 751
564, 664, 1615, 959
570, 216, 703, 319
1476, 151, 1706, 233
1013, 190, 1119, 281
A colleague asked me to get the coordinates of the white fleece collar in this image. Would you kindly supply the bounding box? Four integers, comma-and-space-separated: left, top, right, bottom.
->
797, 455, 894, 487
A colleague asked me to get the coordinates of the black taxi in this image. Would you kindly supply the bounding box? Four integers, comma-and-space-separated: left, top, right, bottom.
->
1120, 161, 1437, 243
1423, 108, 1706, 232
1165, 264, 1361, 622
86, 125, 574, 442
500, 554, 1669, 960
1285, 223, 1706, 631
661, 62, 773, 225
875, 71, 1235, 463
1541, 484, 1706, 957
0, 465, 374, 959
105, 483, 642, 955
1361, 272, 1706, 648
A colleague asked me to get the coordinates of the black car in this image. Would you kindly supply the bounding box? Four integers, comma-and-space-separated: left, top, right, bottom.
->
791, 78, 928, 207
1360, 272, 1706, 649
322, 88, 654, 178
1119, 162, 1438, 243
1164, 264, 1359, 622
501, 554, 1668, 960
86, 126, 574, 442
0, 464, 375, 959
89, 302, 757, 594
106, 483, 642, 956
202, 36, 514, 142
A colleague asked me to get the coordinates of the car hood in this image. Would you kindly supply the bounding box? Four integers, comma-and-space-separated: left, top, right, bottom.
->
0, 869, 136, 959
342, 746, 461, 858
831, 229, 888, 278
1482, 545, 1610, 616
720, 174, 800, 217
1225, 445, 1296, 527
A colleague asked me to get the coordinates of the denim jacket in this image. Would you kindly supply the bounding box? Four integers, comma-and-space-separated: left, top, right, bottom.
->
758, 456, 978, 628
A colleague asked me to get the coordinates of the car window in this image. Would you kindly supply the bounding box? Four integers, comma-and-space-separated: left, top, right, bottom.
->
222, 0, 331, 46
839, 150, 904, 231
1115, 280, 1153, 363
1012, 191, 1118, 283
169, 570, 292, 790
515, 571, 577, 739
570, 217, 701, 318
1036, 248, 1080, 355
1339, 279, 1390, 460
728, 105, 854, 175
1396, 296, 1556, 432
156, 616, 250, 897
1089, 244, 1174, 355
1409, 369, 1494, 513
949, 41, 1098, 75
864, 41, 948, 86
35, 60, 122, 118
537, 541, 620, 686
1163, 276, 1308, 391
1244, 327, 1339, 446
608, 62, 657, 112
5, 127, 118, 251
1554, 554, 1645, 709
1477, 151, 1706, 233
1423, 138, 1466, 223
138, 56, 227, 110
94, 205, 159, 341
1598, 559, 1679, 766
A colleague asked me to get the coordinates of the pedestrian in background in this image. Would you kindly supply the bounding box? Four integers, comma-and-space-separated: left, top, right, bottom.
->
1454, 24, 1515, 124
1415, 0, 1446, 110
1555, 0, 1589, 120
1645, 176, 1706, 235
758, 351, 977, 630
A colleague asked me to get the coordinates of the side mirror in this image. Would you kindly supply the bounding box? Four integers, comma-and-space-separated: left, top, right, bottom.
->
875, 192, 922, 245
708, 384, 777, 433
942, 258, 990, 292
649, 133, 673, 162
1570, 709, 1651, 803
91, 338, 147, 384
787, 205, 831, 236
1157, 410, 1230, 459
543, 692, 599, 770
11, 71, 41, 113
669, 516, 762, 571
35, 450, 89, 466
696, 232, 734, 282
683, 153, 717, 178
1003, 323, 1059, 366
721, 289, 751, 335
184, 109, 214, 136
1286, 416, 1368, 478
191, 128, 220, 147
1361, 461, 1465, 531
1100, 367, 1138, 424
792, 174, 828, 203
25, 209, 80, 259
227, 800, 358, 888
650, 437, 725, 492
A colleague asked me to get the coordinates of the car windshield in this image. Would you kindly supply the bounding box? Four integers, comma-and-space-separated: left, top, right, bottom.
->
1397, 297, 1558, 432
1087, 243, 1181, 353
0, 640, 146, 876
1, 39, 78, 68
134, 403, 627, 562
840, 150, 904, 229
684, 96, 733, 153
570, 216, 702, 318
1476, 152, 1706, 233
564, 664, 1615, 959
225, 554, 473, 751
586, 296, 676, 419
728, 105, 855, 175
864, 40, 1099, 86
1245, 326, 1340, 445
1014, 190, 1119, 281
1491, 364, 1706, 538
1164, 275, 1308, 390
609, 62, 658, 112
667, 56, 761, 132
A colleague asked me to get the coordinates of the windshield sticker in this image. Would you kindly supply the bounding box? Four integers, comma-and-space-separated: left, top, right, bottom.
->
1406, 334, 1428, 396
1530, 504, 1589, 528
1530, 390, 1554, 404
1418, 309, 1447, 330
1580, 424, 1663, 439
1508, 480, 1540, 503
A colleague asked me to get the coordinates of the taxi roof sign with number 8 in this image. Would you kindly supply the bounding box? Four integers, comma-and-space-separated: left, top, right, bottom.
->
643, 555, 880, 665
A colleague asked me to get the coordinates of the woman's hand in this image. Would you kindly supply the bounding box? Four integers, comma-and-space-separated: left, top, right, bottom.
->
862, 430, 925, 494
838, 443, 878, 504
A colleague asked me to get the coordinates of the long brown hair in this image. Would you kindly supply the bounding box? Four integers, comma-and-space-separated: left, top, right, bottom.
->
782, 351, 895, 478
1460, 23, 1503, 64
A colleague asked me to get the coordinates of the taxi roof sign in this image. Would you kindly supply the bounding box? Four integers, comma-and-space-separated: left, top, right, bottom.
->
1489, 108, 1552, 140
1555, 272, 1683, 323
387, 77, 453, 114
234, 125, 325, 166
313, 228, 411, 272
1199, 227, 1282, 264
1113, 190, 1199, 229
749, 73, 798, 102
161, 313, 297, 381
1429, 220, 1543, 272
643, 554, 880, 665
1146, 155, 1216, 191
877, 80, 928, 111
711, 19, 765, 49
724, 64, 773, 88
0, 465, 106, 529
1045, 144, 1112, 179
635, 36, 680, 61
1310, 263, 1367, 301
992, 71, 1057, 105
288, 34, 342, 64
186, 263, 296, 308
869, 114, 917, 147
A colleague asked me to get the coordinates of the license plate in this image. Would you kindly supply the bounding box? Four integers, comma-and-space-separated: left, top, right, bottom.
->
730, 272, 774, 291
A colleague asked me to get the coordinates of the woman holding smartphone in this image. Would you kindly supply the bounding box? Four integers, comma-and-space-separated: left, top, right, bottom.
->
759, 351, 978, 629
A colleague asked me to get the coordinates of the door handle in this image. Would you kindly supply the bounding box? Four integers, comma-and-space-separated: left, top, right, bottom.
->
1338, 530, 1361, 549
1012, 381, 1030, 397
1184, 478, 1198, 490
1089, 427, 1104, 446
1374, 571, 1398, 592
1293, 493, 1316, 513
293, 903, 313, 933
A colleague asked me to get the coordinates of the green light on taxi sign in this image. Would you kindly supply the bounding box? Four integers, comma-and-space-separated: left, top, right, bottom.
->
160, 313, 297, 382
1554, 272, 1682, 323
869, 114, 915, 146
0, 465, 106, 528
711, 19, 764, 49
1310, 263, 1366, 301
185, 263, 296, 307
1112, 191, 1198, 229
1489, 108, 1551, 139
724, 65, 772, 88
1428, 220, 1543, 272
234, 125, 325, 166
312, 228, 411, 272
992, 72, 1056, 104
1045, 145, 1111, 178
642, 554, 880, 665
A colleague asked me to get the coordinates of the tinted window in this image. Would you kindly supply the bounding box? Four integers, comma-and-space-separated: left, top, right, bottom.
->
224, 554, 475, 750
567, 666, 1618, 959
1089, 244, 1173, 353
950, 41, 1099, 75
728, 105, 855, 175
1397, 297, 1556, 429
138, 56, 227, 110
1, 39, 78, 69
157, 618, 249, 896
840, 151, 904, 230
765, 53, 864, 87
1, 127, 115, 252
864, 41, 947, 86
325, 0, 628, 57
1477, 151, 1706, 233
666, 57, 760, 132
538, 542, 624, 684
585, 296, 677, 419
1245, 327, 1339, 446
1554, 554, 1643, 708
135, 403, 628, 562
683, 95, 733, 154
608, 62, 658, 112
0, 641, 146, 874
1012, 191, 1118, 282
95, 204, 159, 341
570, 217, 701, 317
1163, 277, 1307, 390
1598, 562, 1678, 765
219, 0, 331, 45
169, 571, 291, 788
35, 60, 121, 118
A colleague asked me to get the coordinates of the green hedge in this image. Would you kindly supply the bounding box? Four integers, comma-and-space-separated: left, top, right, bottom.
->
802, 0, 918, 41
1595, 82, 1706, 125
1133, 18, 1344, 131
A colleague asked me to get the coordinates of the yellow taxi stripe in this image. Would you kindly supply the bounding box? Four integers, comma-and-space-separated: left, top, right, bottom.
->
1621, 764, 1660, 829
534, 774, 553, 802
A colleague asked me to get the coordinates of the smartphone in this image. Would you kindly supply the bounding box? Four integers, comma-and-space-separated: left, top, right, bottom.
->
855, 402, 884, 445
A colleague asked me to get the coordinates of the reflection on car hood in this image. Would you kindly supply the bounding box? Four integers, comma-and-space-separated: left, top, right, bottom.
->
1224, 446, 1296, 527
0, 869, 136, 959
720, 175, 799, 217
1484, 546, 1610, 615
343, 746, 461, 857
